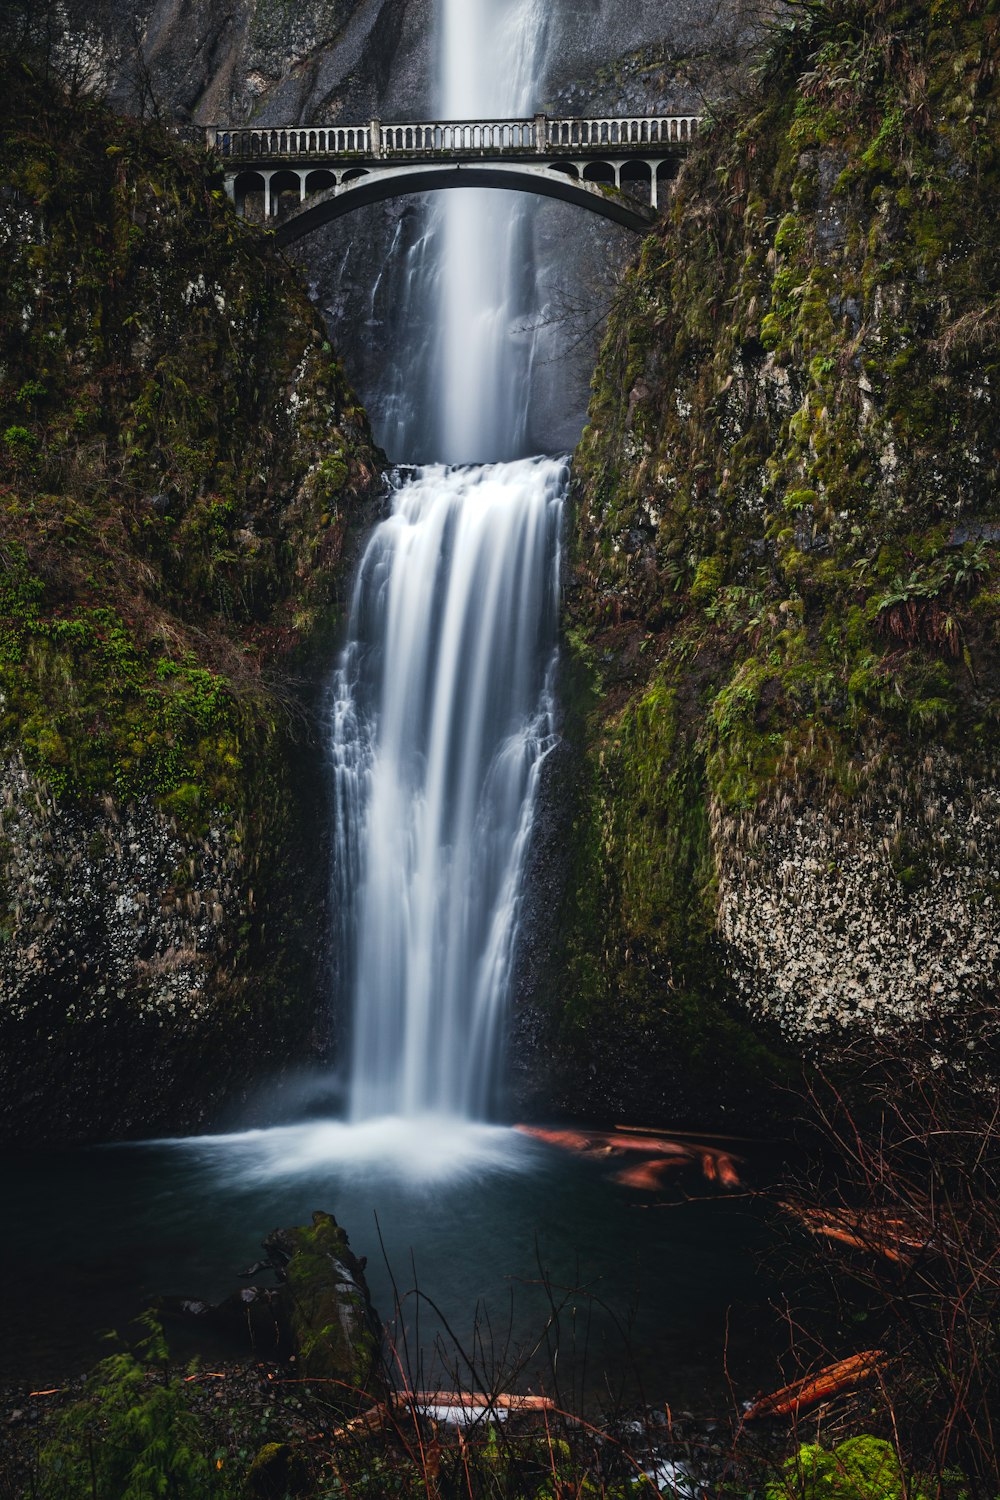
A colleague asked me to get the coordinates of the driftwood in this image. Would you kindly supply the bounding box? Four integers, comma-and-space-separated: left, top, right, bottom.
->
332, 1390, 561, 1440
780, 1203, 927, 1264
744, 1351, 889, 1420
515, 1125, 742, 1190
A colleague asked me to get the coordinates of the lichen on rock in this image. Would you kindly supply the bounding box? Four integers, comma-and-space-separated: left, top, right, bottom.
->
543, 0, 1000, 1109
0, 61, 385, 1143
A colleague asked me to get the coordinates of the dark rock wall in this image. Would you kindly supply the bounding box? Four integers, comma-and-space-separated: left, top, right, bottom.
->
0, 65, 384, 1143
518, 0, 1000, 1125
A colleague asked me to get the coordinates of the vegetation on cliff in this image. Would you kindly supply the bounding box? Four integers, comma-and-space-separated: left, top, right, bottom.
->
0, 61, 383, 1141
554, 0, 1000, 1109
0, 60, 378, 814
543, 7, 1000, 1490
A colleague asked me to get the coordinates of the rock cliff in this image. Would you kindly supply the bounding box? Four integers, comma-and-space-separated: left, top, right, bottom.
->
528, 0, 1000, 1123
0, 63, 383, 1143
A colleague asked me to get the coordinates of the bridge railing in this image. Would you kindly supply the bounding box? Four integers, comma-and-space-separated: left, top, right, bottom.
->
208, 124, 374, 158
545, 116, 699, 148
206, 114, 700, 162
379, 119, 538, 153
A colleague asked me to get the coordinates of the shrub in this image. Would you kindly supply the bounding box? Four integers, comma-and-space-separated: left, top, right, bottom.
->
767, 1438, 929, 1500
35, 1321, 232, 1500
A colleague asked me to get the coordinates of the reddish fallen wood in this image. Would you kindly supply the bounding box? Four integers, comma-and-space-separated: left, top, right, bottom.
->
415, 1392, 558, 1411
332, 1390, 561, 1441
614, 1158, 677, 1190
516, 1125, 742, 1189
701, 1151, 741, 1188
744, 1351, 889, 1420
515, 1126, 625, 1157
780, 1203, 925, 1264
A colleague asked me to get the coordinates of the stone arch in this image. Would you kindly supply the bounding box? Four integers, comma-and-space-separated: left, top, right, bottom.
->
273, 162, 655, 244
620, 160, 652, 189
269, 168, 302, 215
305, 168, 338, 194
582, 160, 615, 185
233, 169, 266, 219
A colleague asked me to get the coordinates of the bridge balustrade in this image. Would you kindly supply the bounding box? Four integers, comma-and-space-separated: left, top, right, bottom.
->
545, 116, 699, 148
207, 114, 699, 163
209, 125, 374, 157
378, 120, 538, 154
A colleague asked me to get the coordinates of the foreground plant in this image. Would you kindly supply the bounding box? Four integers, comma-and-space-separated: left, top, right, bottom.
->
33, 1319, 232, 1500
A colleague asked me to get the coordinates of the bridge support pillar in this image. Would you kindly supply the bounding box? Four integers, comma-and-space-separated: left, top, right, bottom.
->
298, 170, 308, 202
223, 175, 236, 204
646, 159, 661, 211
370, 118, 381, 159
262, 170, 275, 217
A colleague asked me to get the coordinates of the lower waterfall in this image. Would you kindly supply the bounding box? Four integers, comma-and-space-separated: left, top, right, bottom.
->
330, 456, 565, 1121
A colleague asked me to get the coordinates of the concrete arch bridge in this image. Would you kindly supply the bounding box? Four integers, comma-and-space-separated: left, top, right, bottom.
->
206, 114, 700, 243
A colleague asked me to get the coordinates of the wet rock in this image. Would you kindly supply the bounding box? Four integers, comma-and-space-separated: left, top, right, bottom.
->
239, 1260, 272, 1278
0, 69, 386, 1147
263, 1210, 382, 1392
245, 1442, 311, 1499
164, 1211, 383, 1401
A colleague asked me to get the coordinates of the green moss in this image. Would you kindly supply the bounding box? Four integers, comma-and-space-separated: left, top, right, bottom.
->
547, 637, 792, 1114
690, 555, 725, 604
245, 1442, 310, 1499
0, 60, 382, 818
280, 1212, 379, 1389
560, 0, 1000, 1099
0, 60, 386, 1135
767, 1439, 929, 1500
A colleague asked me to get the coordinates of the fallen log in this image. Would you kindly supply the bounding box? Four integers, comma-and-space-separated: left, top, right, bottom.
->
516, 1126, 742, 1188
745, 1351, 889, 1420
332, 1390, 560, 1441
780, 1203, 925, 1263
700, 1151, 741, 1189
614, 1159, 678, 1190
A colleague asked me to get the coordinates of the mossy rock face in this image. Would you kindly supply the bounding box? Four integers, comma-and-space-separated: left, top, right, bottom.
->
0, 64, 385, 1142
245, 1441, 311, 1499
264, 1211, 382, 1399
545, 0, 1000, 1108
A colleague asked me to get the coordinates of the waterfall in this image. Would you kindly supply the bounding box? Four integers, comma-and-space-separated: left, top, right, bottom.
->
374, 0, 553, 464
438, 0, 552, 462
330, 0, 562, 1124
331, 460, 563, 1120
